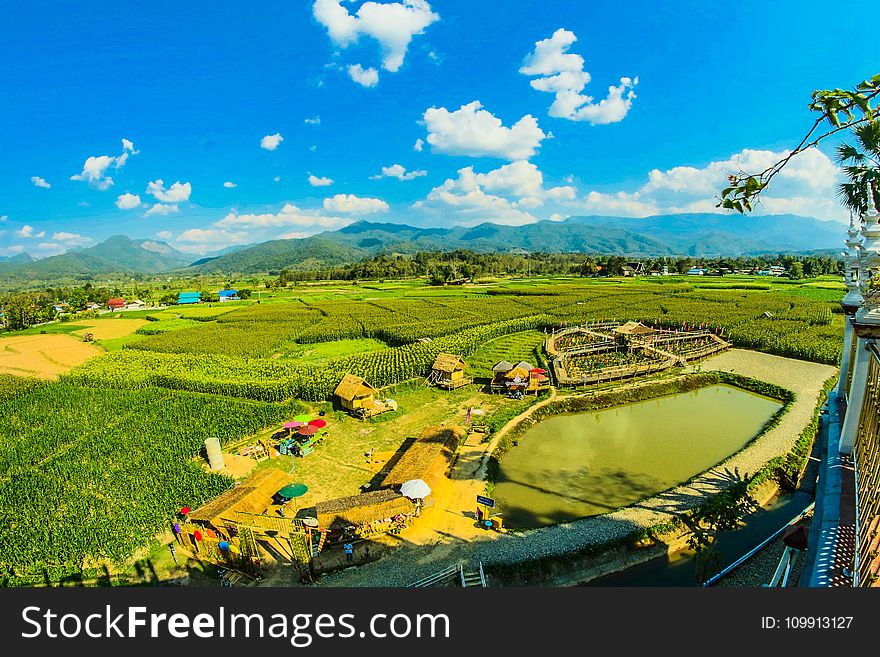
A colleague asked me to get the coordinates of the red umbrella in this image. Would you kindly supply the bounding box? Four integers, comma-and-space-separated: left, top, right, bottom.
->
283, 421, 303, 429
530, 368, 547, 374
308, 418, 327, 428
180, 506, 191, 515
297, 425, 319, 436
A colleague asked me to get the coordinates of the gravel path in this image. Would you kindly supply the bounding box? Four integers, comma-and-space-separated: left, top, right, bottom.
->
313, 350, 836, 587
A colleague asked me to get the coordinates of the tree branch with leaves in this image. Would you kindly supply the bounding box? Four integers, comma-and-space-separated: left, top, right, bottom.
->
719, 74, 880, 214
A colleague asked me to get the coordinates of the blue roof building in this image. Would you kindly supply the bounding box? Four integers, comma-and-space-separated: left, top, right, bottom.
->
177, 291, 201, 305
218, 289, 239, 302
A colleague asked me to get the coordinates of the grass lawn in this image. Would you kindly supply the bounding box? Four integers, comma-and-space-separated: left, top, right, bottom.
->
468, 330, 548, 378
277, 338, 390, 363
247, 383, 514, 506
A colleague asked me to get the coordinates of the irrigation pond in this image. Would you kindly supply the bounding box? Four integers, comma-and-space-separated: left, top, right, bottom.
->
493, 384, 782, 528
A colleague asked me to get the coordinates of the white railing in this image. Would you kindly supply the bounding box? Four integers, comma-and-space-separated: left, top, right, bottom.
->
407, 564, 462, 588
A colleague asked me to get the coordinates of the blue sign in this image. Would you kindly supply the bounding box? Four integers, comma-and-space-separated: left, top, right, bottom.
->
476, 495, 495, 508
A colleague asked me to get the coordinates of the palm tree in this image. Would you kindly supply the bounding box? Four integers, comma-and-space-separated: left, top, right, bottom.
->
836, 121, 880, 215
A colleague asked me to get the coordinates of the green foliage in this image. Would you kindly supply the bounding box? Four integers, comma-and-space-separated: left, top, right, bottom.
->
0, 384, 298, 583
720, 73, 880, 213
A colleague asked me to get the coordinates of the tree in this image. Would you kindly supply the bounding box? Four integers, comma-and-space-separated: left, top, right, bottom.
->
676, 471, 758, 584
788, 261, 805, 280
720, 74, 880, 213
836, 121, 880, 215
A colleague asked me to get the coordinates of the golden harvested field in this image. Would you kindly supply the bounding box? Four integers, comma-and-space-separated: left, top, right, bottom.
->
70, 318, 147, 340
0, 334, 102, 379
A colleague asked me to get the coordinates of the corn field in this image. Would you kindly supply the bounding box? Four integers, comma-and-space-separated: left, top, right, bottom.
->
0, 383, 298, 582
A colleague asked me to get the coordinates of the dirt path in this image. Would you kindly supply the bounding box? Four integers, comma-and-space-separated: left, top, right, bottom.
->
312, 350, 836, 587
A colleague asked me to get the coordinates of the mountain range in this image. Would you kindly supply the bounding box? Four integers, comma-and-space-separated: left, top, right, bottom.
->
184, 213, 844, 274
0, 213, 846, 284
0, 236, 192, 283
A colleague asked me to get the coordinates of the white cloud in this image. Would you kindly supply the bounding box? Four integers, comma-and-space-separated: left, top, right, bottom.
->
260, 133, 284, 150
347, 63, 379, 87
0, 245, 24, 256
31, 176, 51, 189
16, 225, 46, 238
146, 180, 192, 203
304, 116, 321, 125
273, 176, 281, 182
215, 203, 353, 230
416, 160, 575, 226
323, 193, 389, 214
370, 163, 427, 181
116, 193, 142, 209
156, 230, 173, 240
308, 174, 335, 187
175, 228, 249, 255
423, 101, 547, 160
144, 203, 180, 216
313, 0, 439, 75
0, 215, 7, 223
579, 147, 845, 221
414, 138, 424, 152
52, 231, 91, 246
223, 181, 237, 188
36, 242, 62, 253
521, 29, 638, 125
70, 139, 138, 190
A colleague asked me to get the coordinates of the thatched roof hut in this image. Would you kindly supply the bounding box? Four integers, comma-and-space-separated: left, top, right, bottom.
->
335, 373, 377, 401
430, 353, 470, 389
613, 321, 655, 337
303, 489, 415, 531
382, 425, 465, 490
189, 468, 291, 528
432, 353, 466, 374
335, 373, 379, 413
491, 360, 514, 373
505, 366, 531, 381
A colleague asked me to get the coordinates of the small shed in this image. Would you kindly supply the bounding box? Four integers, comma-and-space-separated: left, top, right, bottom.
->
490, 360, 515, 392
188, 468, 292, 532
127, 299, 145, 309
429, 353, 471, 389
107, 297, 125, 310
335, 373, 378, 414
178, 291, 201, 305
218, 289, 239, 302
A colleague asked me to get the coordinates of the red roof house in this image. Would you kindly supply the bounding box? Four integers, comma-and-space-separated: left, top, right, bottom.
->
107, 297, 125, 310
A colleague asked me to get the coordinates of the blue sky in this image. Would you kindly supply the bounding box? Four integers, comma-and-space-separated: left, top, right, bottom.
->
1, 0, 877, 257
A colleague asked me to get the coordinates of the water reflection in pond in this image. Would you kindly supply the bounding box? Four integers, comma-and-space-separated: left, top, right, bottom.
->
493, 385, 782, 528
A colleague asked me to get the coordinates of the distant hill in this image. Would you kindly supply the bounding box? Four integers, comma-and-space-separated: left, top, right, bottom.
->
0, 252, 34, 264
0, 235, 191, 283
0, 214, 846, 284
182, 213, 845, 274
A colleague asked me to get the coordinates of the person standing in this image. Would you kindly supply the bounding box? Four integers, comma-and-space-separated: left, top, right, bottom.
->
343, 542, 354, 563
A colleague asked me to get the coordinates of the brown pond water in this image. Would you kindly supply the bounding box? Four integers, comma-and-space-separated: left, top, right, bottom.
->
493, 385, 782, 529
